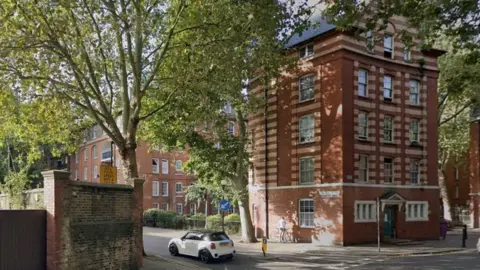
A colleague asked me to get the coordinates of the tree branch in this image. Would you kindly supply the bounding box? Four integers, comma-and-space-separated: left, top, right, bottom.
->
138, 89, 177, 121
438, 99, 474, 126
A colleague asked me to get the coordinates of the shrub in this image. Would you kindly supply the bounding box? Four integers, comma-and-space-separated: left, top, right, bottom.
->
156, 211, 179, 228
143, 208, 163, 226
188, 213, 207, 220
224, 213, 240, 223
207, 214, 222, 230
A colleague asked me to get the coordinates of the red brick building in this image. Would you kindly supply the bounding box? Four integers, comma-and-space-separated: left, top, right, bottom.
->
248, 17, 445, 245
469, 111, 480, 228
69, 124, 199, 215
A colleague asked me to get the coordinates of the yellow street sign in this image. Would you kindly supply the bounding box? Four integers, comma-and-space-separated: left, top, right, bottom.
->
100, 165, 117, 184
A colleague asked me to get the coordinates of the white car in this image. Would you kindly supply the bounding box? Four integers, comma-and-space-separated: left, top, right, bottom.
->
168, 230, 236, 263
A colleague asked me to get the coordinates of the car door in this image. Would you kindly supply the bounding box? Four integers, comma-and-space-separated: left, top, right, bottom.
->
178, 233, 193, 255
184, 233, 199, 256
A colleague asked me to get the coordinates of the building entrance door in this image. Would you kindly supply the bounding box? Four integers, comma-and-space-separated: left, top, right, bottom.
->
383, 206, 396, 238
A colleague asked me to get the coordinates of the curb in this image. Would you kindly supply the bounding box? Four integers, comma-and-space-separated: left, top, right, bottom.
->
385, 248, 475, 258
144, 255, 209, 270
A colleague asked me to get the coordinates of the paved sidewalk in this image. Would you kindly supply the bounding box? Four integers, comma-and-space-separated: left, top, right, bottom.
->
143, 226, 479, 261
142, 255, 208, 270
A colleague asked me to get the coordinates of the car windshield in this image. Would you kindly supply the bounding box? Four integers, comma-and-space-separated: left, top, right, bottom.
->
209, 232, 230, 241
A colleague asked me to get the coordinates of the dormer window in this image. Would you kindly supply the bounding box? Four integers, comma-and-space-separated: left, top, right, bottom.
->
299, 44, 314, 59
383, 34, 393, 59
366, 30, 374, 52
404, 45, 411, 61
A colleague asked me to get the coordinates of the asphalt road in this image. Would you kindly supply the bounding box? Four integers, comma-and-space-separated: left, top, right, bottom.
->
354, 251, 480, 270
144, 234, 480, 270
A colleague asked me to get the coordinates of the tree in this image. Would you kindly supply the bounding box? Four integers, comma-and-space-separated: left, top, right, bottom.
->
322, 0, 480, 61
184, 182, 226, 229
437, 43, 480, 220
0, 0, 311, 243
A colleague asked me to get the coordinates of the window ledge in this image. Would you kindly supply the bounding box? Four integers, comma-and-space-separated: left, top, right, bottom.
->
299, 55, 314, 61
357, 138, 371, 143
357, 95, 371, 100
406, 218, 428, 222
408, 104, 423, 109
354, 219, 376, 223
383, 141, 395, 145
299, 140, 315, 145
299, 226, 315, 229
298, 97, 315, 104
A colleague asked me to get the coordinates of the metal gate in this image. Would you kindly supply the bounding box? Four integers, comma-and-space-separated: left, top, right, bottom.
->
0, 210, 46, 270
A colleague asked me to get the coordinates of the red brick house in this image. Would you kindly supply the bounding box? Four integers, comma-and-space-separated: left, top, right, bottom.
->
248, 17, 445, 245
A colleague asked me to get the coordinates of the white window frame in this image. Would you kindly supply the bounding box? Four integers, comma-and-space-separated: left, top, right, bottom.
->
358, 69, 368, 97
84, 149, 88, 161
160, 203, 169, 211
383, 75, 393, 100
299, 43, 314, 59
409, 80, 420, 105
227, 122, 235, 135
92, 145, 97, 159
299, 114, 315, 144
366, 30, 374, 52
358, 112, 368, 139
75, 152, 79, 163
74, 169, 78, 180
162, 159, 169, 174
92, 127, 97, 139
383, 115, 394, 142
153, 203, 159, 209
175, 160, 183, 172
354, 201, 376, 223
383, 34, 393, 58
359, 155, 369, 182
83, 167, 88, 181
175, 182, 183, 193
384, 158, 393, 183
152, 158, 160, 174
190, 203, 196, 215
404, 45, 411, 61
299, 74, 315, 102
410, 159, 420, 184
406, 201, 429, 221
93, 165, 98, 180
224, 102, 232, 113
161, 181, 168, 197
176, 203, 183, 214
299, 157, 314, 184
152, 181, 160, 197
299, 199, 315, 228
410, 119, 419, 143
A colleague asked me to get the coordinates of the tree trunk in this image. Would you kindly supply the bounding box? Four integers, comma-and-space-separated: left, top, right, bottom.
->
120, 146, 139, 179
238, 196, 256, 243
439, 169, 453, 221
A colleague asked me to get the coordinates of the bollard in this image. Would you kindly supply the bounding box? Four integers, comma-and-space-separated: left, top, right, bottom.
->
462, 224, 468, 248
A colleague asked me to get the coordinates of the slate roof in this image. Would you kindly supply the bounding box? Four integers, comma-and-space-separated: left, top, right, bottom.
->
284, 17, 336, 48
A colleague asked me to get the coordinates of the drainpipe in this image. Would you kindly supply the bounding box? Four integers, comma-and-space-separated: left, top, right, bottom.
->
264, 86, 269, 238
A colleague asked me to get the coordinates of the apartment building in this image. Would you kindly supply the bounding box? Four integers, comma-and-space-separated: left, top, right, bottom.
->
69, 124, 199, 215
248, 17, 445, 245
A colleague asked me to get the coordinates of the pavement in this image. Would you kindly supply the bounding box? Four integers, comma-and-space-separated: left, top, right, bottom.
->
142, 227, 480, 270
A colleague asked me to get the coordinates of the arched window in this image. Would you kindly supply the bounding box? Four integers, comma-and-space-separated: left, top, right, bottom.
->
92, 145, 97, 159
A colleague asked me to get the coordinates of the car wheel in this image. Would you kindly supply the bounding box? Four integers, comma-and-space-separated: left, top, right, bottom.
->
225, 255, 233, 261
199, 250, 211, 264
169, 244, 179, 256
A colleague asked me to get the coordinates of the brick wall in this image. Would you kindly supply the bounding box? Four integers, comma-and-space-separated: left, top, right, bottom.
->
42, 170, 144, 270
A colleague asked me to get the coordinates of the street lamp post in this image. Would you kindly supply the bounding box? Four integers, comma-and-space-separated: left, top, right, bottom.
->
221, 180, 227, 232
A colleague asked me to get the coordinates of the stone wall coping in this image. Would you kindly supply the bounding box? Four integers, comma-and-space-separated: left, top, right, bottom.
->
41, 170, 71, 180
70, 180, 134, 191
24, 188, 44, 193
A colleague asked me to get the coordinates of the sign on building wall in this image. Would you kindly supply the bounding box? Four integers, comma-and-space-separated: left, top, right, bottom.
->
318, 191, 340, 198
100, 165, 117, 184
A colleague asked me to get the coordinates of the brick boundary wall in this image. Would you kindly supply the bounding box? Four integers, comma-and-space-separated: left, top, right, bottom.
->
42, 170, 144, 270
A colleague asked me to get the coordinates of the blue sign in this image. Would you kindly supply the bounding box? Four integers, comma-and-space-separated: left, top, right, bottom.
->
219, 200, 230, 211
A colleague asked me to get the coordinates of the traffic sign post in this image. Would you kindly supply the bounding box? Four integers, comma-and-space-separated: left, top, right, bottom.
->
261, 237, 267, 256
219, 200, 230, 232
